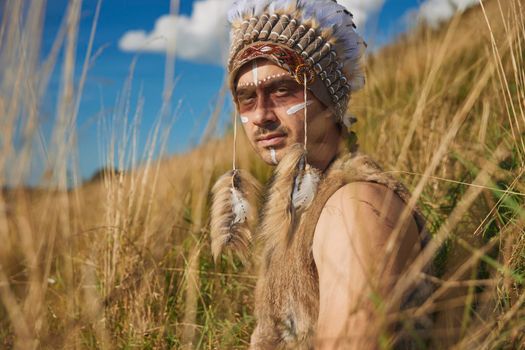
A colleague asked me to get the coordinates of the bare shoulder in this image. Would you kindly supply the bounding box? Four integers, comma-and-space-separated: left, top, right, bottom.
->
322, 181, 410, 218
312, 185, 422, 347
312, 182, 420, 266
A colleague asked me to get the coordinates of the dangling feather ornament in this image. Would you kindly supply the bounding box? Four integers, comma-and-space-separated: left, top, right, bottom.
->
210, 170, 261, 264
292, 155, 321, 210
230, 186, 249, 224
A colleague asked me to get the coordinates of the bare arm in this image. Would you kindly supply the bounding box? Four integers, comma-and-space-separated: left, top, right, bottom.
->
312, 182, 421, 349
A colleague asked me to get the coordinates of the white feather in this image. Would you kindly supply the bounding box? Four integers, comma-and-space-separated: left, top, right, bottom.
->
268, 0, 295, 14
292, 164, 320, 209
231, 187, 250, 224
254, 1, 272, 15
300, 0, 343, 23
228, 0, 254, 22
343, 114, 358, 128
229, 0, 271, 22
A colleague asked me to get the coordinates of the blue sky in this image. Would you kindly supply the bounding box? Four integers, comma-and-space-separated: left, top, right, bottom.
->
39, 0, 472, 181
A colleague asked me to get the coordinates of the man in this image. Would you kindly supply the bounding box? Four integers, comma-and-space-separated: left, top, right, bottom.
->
210, 1, 431, 348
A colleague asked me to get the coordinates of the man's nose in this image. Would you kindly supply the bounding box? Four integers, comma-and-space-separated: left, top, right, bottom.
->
252, 96, 278, 127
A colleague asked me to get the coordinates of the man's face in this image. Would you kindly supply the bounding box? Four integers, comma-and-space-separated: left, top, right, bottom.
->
234, 59, 337, 166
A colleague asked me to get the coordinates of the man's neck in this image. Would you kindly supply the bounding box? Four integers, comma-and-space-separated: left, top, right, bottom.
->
307, 137, 342, 172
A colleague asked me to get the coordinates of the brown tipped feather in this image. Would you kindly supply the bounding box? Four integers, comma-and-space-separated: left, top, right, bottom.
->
210, 169, 262, 263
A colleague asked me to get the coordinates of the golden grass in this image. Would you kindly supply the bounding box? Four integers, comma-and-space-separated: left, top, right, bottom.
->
0, 0, 524, 348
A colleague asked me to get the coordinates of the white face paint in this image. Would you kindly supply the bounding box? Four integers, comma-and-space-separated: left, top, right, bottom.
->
286, 100, 314, 116
252, 60, 258, 86
240, 116, 249, 124
270, 148, 278, 165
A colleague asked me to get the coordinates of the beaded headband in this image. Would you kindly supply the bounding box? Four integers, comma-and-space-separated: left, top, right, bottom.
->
231, 42, 316, 86
227, 0, 366, 126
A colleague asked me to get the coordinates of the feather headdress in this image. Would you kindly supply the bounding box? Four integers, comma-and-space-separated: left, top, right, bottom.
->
227, 0, 366, 126
210, 169, 261, 263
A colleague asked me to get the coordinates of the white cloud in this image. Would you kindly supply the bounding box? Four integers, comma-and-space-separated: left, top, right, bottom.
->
119, 0, 234, 65
418, 0, 479, 26
118, 0, 384, 66
338, 0, 385, 29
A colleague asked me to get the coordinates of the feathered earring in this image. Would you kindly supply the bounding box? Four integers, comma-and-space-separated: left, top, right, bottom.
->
210, 110, 261, 264
292, 156, 320, 209
291, 68, 321, 211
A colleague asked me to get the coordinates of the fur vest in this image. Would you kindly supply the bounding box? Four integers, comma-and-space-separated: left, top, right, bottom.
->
249, 150, 432, 350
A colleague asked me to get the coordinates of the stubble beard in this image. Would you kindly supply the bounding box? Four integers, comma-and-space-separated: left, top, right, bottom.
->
253, 125, 293, 165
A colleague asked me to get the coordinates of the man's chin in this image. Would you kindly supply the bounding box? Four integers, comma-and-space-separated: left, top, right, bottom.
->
257, 143, 299, 166
257, 147, 279, 165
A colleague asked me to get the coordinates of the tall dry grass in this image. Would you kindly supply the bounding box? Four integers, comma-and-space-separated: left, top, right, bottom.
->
0, 0, 523, 349
352, 0, 524, 347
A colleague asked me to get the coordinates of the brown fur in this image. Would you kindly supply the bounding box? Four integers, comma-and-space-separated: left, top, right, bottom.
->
257, 144, 304, 248
250, 148, 430, 349
210, 169, 262, 263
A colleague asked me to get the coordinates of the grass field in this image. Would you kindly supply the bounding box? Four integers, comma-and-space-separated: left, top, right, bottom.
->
0, 0, 524, 348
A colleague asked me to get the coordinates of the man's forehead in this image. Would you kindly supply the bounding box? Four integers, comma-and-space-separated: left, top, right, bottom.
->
236, 59, 291, 86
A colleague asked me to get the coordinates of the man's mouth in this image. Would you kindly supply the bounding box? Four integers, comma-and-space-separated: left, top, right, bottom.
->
256, 133, 287, 148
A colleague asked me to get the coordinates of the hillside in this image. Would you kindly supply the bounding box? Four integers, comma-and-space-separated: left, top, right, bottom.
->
1, 0, 524, 348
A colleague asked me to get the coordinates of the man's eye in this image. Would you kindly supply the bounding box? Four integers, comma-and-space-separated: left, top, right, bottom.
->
239, 96, 255, 105
275, 87, 289, 96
